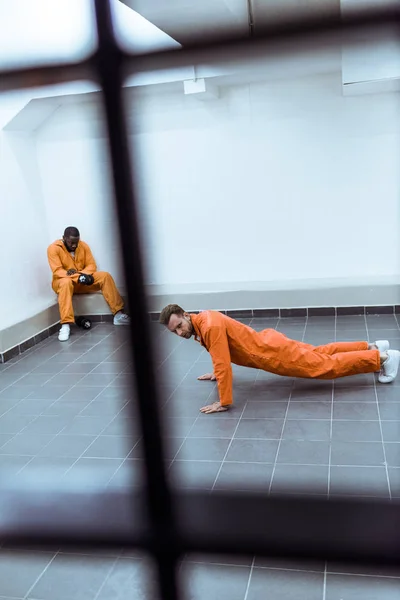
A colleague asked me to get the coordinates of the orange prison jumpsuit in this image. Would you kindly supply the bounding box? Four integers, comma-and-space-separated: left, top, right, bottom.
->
190, 311, 380, 407
47, 240, 124, 324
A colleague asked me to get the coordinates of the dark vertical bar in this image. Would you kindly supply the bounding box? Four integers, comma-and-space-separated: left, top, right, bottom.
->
92, 1, 181, 598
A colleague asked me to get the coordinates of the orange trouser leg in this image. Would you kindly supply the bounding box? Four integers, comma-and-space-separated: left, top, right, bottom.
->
296, 341, 369, 355
259, 330, 379, 379
52, 278, 75, 324
74, 271, 125, 315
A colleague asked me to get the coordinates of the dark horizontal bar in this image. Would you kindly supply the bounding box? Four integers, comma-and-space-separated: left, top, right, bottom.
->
123, 7, 400, 79
0, 58, 94, 93
179, 491, 400, 567
0, 481, 145, 547
0, 7, 399, 93
2, 483, 400, 567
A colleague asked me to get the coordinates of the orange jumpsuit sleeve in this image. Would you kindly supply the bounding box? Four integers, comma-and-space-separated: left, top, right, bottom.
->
204, 325, 233, 407
47, 245, 68, 278
80, 245, 97, 275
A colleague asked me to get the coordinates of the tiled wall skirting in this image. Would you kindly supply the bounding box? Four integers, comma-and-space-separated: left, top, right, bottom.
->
0, 314, 113, 363
150, 305, 400, 321
2, 306, 400, 363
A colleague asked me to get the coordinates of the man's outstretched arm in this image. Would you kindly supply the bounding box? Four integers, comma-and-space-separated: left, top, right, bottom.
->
200, 326, 233, 414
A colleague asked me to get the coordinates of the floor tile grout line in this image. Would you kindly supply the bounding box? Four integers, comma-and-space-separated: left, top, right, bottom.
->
1, 447, 398, 468
268, 317, 308, 493
364, 314, 392, 500
1, 455, 397, 469
327, 312, 337, 499
0, 341, 67, 396
44, 329, 128, 400
185, 558, 317, 571
206, 318, 272, 492
183, 557, 400, 578
327, 384, 333, 500
243, 556, 256, 600
156, 334, 186, 370
42, 329, 149, 425
161, 356, 210, 412
166, 350, 217, 472
13, 328, 133, 476
12, 329, 126, 476
106, 342, 211, 487
322, 561, 328, 600
1, 331, 63, 367
61, 393, 134, 478
164, 457, 396, 469
0, 325, 105, 391
3, 325, 116, 414
49, 332, 129, 383
22, 550, 60, 599
60, 333, 147, 477
92, 553, 123, 600
322, 570, 400, 580
253, 315, 280, 493
210, 401, 248, 491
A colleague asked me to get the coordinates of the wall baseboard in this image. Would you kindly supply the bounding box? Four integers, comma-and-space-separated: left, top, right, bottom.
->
0, 292, 116, 362
0, 313, 114, 363
2, 304, 399, 363
150, 305, 400, 321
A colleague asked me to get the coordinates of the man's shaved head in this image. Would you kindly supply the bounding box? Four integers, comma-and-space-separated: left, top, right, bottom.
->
64, 226, 80, 237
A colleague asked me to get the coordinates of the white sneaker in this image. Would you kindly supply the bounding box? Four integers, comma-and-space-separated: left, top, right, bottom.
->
113, 312, 131, 326
375, 340, 390, 352
378, 350, 400, 383
58, 324, 71, 342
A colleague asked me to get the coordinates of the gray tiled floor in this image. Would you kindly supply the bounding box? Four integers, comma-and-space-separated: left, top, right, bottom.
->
0, 314, 399, 598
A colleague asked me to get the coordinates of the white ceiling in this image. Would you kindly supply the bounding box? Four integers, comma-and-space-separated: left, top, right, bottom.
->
122, 0, 340, 45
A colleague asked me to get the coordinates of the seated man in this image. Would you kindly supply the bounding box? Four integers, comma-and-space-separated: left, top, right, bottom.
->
160, 304, 400, 414
48, 226, 130, 341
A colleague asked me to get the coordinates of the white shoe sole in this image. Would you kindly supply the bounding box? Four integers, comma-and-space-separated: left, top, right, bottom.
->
378, 349, 400, 383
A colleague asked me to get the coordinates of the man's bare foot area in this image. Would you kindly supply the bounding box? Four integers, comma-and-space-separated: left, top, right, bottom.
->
200, 401, 229, 414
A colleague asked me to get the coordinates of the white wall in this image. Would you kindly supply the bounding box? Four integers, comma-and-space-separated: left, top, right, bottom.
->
131, 73, 400, 288
33, 72, 400, 300
35, 102, 126, 288
0, 129, 55, 329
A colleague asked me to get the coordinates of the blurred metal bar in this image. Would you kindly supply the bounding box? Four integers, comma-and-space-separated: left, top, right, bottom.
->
0, 7, 400, 93
121, 7, 400, 79
0, 482, 145, 547
92, 1, 180, 599
1, 485, 400, 569
179, 492, 400, 567
0, 59, 94, 93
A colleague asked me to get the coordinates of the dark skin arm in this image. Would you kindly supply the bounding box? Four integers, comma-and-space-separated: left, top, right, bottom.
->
66, 269, 77, 276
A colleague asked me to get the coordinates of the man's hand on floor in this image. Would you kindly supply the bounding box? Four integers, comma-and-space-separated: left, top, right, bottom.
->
197, 373, 216, 381
200, 401, 229, 414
